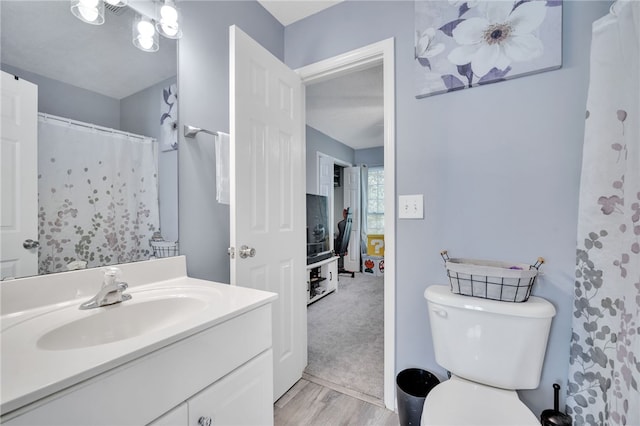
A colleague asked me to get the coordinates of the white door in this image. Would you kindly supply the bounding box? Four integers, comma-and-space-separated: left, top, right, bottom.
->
317, 154, 333, 198
317, 154, 333, 248
343, 167, 360, 272
229, 25, 306, 401
1, 71, 38, 280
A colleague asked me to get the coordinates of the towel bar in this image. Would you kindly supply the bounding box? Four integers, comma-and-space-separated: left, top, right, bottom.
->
184, 124, 219, 138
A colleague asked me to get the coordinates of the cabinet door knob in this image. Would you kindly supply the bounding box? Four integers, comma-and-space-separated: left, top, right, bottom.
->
198, 416, 212, 426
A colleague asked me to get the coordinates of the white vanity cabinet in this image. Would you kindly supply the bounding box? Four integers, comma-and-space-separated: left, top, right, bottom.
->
186, 350, 273, 426
150, 349, 273, 426
2, 297, 275, 426
151, 403, 188, 426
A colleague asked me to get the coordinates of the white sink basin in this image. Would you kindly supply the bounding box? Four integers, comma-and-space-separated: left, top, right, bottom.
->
0, 258, 278, 417
37, 295, 208, 350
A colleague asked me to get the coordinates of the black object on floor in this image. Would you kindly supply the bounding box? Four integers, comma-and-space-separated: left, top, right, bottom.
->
540, 383, 572, 426
396, 368, 440, 426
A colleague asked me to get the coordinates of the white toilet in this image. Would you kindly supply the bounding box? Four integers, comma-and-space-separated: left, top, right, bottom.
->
421, 285, 556, 425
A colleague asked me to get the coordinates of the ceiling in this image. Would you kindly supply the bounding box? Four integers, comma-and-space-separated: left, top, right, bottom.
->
306, 65, 384, 150
1, 0, 381, 150
257, 0, 343, 26
256, 0, 384, 150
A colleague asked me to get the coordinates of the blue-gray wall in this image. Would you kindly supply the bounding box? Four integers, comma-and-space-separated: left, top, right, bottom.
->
177, 1, 284, 283
121, 76, 179, 243
285, 0, 611, 415
306, 125, 355, 194
355, 146, 384, 167
1, 63, 120, 129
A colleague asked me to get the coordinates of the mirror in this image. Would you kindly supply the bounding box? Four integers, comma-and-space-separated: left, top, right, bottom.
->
0, 1, 178, 278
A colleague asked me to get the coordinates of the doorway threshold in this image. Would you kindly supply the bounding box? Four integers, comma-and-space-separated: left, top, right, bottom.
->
302, 372, 386, 409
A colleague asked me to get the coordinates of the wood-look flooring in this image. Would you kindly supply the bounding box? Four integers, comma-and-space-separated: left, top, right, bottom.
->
274, 375, 399, 426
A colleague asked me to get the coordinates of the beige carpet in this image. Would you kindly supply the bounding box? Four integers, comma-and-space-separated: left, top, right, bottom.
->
305, 272, 384, 400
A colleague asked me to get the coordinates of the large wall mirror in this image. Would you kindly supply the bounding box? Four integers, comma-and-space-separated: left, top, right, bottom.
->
1, 1, 178, 279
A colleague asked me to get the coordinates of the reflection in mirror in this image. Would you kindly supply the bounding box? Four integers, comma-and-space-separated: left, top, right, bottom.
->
0, 1, 178, 279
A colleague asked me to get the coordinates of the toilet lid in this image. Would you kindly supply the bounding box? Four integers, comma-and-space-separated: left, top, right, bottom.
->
420, 376, 539, 426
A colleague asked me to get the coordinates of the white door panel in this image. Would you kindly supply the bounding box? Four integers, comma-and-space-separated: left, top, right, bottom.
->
317, 154, 333, 249
1, 71, 38, 280
343, 167, 360, 272
229, 26, 306, 402
318, 154, 332, 198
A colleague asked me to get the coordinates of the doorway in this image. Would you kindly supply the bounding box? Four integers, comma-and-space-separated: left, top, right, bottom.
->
306, 155, 385, 402
296, 38, 395, 410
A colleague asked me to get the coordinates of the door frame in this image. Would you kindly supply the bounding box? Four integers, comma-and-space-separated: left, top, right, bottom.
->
296, 38, 396, 410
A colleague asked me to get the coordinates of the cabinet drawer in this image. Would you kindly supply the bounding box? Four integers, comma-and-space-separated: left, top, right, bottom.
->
189, 350, 273, 426
149, 403, 188, 426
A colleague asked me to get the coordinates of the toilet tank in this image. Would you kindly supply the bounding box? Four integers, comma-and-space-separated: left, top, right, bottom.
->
424, 285, 556, 390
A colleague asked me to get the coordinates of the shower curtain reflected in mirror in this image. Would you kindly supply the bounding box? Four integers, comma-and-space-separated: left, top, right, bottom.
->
37, 114, 159, 274
567, 1, 639, 424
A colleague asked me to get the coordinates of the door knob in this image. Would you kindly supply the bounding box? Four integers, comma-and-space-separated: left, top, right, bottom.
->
198, 416, 212, 426
23, 239, 40, 249
239, 245, 256, 259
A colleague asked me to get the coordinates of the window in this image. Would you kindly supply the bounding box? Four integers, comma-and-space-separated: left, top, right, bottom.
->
367, 166, 384, 234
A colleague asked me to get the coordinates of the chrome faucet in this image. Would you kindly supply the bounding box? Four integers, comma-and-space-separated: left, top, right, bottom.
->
80, 267, 132, 310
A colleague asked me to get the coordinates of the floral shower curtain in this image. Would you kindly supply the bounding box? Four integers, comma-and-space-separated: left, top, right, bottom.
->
38, 114, 159, 274
567, 2, 639, 425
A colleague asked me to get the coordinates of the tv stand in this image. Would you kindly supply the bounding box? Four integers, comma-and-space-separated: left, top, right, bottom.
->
306, 256, 339, 305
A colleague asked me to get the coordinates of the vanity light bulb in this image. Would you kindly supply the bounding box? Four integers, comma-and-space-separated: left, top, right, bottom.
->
138, 36, 154, 50
156, 1, 182, 39
160, 4, 178, 22
160, 22, 179, 37
137, 20, 155, 37
79, 5, 99, 22
133, 15, 159, 52
71, 0, 104, 25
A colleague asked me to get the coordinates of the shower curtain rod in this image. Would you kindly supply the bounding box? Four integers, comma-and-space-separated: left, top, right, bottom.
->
38, 112, 156, 142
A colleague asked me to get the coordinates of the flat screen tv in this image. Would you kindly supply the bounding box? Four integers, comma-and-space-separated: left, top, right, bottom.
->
306, 193, 331, 265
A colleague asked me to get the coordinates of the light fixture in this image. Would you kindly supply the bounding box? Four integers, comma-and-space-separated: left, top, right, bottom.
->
156, 0, 182, 39
70, 0, 105, 25
71, 0, 180, 53
133, 14, 159, 52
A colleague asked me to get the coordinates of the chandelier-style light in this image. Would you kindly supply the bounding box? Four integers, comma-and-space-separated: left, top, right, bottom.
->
133, 14, 159, 53
70, 0, 105, 25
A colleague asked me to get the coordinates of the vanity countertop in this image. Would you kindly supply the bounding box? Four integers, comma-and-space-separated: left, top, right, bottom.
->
0, 257, 277, 415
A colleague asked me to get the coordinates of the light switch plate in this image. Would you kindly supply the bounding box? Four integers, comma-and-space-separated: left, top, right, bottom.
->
399, 194, 424, 219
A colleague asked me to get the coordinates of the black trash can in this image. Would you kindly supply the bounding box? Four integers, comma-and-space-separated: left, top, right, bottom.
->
396, 368, 440, 426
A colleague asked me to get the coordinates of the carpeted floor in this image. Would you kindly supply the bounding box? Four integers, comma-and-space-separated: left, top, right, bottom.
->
306, 272, 384, 400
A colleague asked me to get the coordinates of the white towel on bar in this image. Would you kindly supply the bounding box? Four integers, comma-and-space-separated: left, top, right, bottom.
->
215, 132, 230, 204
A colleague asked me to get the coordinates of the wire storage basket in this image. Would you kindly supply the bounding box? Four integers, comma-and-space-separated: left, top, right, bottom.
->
150, 240, 179, 258
441, 250, 544, 303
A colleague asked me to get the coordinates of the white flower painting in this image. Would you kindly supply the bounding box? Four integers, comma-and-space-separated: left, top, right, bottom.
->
415, 0, 562, 98
160, 83, 178, 151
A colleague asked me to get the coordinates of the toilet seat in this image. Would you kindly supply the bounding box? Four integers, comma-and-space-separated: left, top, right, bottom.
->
420, 376, 539, 426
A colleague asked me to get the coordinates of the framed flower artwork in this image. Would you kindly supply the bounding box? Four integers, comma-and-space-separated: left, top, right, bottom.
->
160, 83, 178, 151
415, 0, 562, 98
